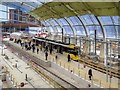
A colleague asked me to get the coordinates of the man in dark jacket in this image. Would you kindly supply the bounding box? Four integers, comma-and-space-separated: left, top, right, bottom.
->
68, 54, 70, 62
88, 69, 92, 80
45, 51, 48, 60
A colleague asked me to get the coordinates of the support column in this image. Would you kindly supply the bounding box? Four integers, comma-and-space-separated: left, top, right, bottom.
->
71, 37, 76, 44
99, 41, 108, 66
83, 40, 90, 54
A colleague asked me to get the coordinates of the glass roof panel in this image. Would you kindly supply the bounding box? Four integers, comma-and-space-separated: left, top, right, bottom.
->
104, 26, 116, 38
90, 14, 99, 25
112, 16, 120, 25
55, 26, 62, 33
69, 16, 82, 25
80, 15, 93, 25
58, 18, 69, 25
87, 26, 103, 38
48, 26, 54, 32
74, 26, 86, 36
99, 16, 113, 25
49, 19, 58, 25
44, 20, 51, 26
63, 26, 73, 35
115, 26, 120, 39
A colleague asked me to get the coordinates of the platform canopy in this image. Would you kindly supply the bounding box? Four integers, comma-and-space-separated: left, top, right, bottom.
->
29, 2, 120, 20
1, 1, 120, 20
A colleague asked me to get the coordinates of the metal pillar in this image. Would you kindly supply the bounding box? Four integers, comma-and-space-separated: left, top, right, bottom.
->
62, 28, 63, 42
95, 30, 97, 55
106, 42, 108, 82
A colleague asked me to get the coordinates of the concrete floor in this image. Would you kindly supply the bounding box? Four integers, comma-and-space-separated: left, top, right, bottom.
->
0, 48, 53, 88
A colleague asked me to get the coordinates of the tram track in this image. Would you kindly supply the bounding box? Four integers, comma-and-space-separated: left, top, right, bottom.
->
6, 43, 79, 89
79, 58, 120, 79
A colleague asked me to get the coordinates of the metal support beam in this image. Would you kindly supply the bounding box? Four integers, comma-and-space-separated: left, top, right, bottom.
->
95, 29, 97, 55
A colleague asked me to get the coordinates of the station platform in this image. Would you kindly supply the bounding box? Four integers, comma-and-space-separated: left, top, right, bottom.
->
3, 41, 120, 88
0, 48, 53, 88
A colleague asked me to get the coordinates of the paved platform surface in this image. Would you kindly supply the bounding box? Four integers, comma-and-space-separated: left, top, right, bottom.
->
7, 41, 119, 88
0, 48, 52, 88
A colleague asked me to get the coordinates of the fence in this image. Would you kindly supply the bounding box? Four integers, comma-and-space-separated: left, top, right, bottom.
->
51, 57, 119, 88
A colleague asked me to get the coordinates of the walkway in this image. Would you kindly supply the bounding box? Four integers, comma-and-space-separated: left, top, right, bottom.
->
0, 48, 53, 88
8, 41, 119, 88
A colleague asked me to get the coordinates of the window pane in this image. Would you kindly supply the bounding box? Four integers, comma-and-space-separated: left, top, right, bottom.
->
96, 26, 103, 38
49, 19, 58, 25
104, 26, 116, 38
87, 26, 95, 36
58, 18, 69, 25
90, 14, 99, 25
99, 16, 113, 25
112, 16, 120, 25
0, 11, 7, 20
44, 21, 51, 26
69, 16, 82, 25
74, 26, 86, 36
56, 26, 62, 33
63, 26, 73, 35
48, 26, 54, 32
115, 26, 120, 39
80, 15, 93, 25
87, 26, 103, 38
0, 4, 7, 11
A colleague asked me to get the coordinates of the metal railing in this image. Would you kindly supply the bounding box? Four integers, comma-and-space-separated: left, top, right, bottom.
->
50, 57, 119, 88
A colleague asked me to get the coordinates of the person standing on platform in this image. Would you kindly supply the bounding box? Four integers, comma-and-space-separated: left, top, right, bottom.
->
40, 44, 42, 51
37, 46, 39, 54
88, 69, 92, 80
68, 54, 70, 62
32, 44, 35, 53
50, 48, 53, 54
45, 51, 48, 60
55, 53, 58, 60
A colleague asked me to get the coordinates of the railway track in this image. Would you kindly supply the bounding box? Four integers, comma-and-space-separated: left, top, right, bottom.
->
79, 58, 120, 79
6, 43, 79, 89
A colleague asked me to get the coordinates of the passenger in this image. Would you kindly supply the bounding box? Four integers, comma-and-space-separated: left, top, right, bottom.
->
19, 39, 21, 45
40, 45, 42, 51
50, 48, 53, 54
88, 69, 92, 80
68, 54, 70, 62
29, 41, 31, 47
45, 45, 48, 51
55, 53, 58, 60
45, 51, 48, 60
32, 44, 35, 53
37, 47, 39, 54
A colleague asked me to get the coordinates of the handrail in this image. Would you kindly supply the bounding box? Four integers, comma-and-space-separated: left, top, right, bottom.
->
51, 57, 119, 88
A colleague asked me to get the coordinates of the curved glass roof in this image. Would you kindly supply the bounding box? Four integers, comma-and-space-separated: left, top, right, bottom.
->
0, 2, 120, 39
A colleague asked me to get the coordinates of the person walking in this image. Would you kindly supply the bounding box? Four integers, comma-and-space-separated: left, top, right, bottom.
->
40, 44, 42, 51
88, 69, 92, 80
68, 54, 70, 62
37, 47, 39, 54
32, 44, 35, 53
45, 51, 48, 60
